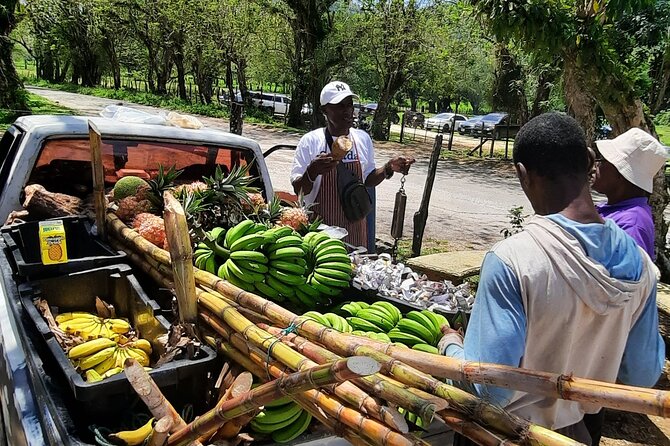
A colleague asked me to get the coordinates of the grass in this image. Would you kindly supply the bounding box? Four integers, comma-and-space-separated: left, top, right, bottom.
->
656, 125, 670, 146
395, 238, 451, 263
0, 92, 75, 132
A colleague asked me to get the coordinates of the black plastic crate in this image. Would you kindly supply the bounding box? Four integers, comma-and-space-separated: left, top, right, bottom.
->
1, 216, 126, 279
18, 264, 217, 403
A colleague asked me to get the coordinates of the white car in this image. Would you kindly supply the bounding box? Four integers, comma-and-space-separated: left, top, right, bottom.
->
249, 92, 291, 115
424, 113, 468, 132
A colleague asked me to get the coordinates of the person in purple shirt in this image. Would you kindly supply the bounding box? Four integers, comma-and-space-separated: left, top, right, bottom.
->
592, 128, 668, 260
587, 127, 668, 443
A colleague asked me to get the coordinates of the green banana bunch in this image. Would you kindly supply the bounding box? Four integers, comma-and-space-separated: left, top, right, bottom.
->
271, 410, 313, 443
251, 402, 304, 434
301, 311, 351, 332
340, 301, 370, 317
301, 232, 353, 304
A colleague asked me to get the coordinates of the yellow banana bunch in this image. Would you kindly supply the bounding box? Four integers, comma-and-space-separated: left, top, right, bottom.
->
69, 335, 153, 381
58, 313, 132, 340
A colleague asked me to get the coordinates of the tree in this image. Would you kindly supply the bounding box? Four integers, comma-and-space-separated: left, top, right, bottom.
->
1, 0, 27, 110
468, 0, 670, 274
264, 0, 340, 129
356, 0, 424, 140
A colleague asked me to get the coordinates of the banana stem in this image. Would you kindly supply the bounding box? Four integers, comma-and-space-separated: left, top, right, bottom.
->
167, 357, 380, 446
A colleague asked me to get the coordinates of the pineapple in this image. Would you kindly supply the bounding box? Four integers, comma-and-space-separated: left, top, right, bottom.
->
146, 165, 183, 210
116, 196, 154, 223
174, 181, 208, 195
278, 207, 310, 231
132, 213, 168, 249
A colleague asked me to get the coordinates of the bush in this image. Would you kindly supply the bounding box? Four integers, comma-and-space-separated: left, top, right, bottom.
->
655, 110, 670, 127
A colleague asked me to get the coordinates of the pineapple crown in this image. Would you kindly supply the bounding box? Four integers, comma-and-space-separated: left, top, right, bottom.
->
203, 163, 259, 205
147, 165, 183, 209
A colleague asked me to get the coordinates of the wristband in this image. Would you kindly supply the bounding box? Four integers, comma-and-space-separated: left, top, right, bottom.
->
306, 169, 316, 183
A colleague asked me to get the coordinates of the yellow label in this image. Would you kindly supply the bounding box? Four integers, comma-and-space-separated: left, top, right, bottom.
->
38, 220, 68, 265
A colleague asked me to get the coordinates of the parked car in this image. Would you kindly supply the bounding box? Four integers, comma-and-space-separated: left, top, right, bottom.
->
458, 115, 485, 135
424, 113, 467, 132
249, 91, 291, 115
471, 112, 509, 137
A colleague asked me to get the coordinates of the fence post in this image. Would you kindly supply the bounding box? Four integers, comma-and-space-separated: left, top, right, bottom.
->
399, 113, 405, 143
479, 122, 485, 157
505, 123, 510, 160
412, 135, 443, 258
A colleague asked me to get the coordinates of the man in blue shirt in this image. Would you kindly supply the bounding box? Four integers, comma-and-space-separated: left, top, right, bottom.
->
440, 113, 664, 445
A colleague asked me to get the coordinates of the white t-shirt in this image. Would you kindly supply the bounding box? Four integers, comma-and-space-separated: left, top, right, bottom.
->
290, 128, 376, 205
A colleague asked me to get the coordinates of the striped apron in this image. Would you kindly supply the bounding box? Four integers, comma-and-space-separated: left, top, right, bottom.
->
313, 143, 368, 248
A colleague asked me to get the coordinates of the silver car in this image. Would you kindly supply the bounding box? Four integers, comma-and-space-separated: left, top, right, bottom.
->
424, 113, 467, 132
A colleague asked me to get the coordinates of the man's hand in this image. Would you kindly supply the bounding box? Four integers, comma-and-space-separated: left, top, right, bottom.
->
387, 156, 416, 175
437, 324, 464, 356
307, 154, 338, 178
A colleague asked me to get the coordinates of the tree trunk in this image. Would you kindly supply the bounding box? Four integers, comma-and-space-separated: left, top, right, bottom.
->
492, 44, 528, 124
0, 36, 27, 111
175, 52, 187, 101
227, 59, 243, 135
651, 46, 670, 114
531, 67, 559, 118
409, 92, 418, 111
563, 54, 597, 144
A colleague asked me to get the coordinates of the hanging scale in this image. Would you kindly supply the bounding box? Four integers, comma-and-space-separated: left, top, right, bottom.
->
390, 174, 407, 261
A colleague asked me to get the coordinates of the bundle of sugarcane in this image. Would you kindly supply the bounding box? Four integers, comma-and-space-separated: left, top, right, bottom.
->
109, 221, 576, 446
107, 213, 670, 445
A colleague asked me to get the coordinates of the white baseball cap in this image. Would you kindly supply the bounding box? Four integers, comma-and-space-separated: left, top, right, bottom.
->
320, 81, 358, 106
595, 128, 669, 193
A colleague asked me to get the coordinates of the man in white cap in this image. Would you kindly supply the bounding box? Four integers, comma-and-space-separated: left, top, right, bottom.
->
291, 80, 414, 248
592, 127, 669, 259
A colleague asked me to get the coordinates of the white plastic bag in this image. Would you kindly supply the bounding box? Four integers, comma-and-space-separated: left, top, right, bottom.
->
165, 111, 204, 129
99, 105, 167, 125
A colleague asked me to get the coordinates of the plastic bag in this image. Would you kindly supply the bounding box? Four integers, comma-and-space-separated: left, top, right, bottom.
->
99, 105, 167, 125
165, 112, 204, 129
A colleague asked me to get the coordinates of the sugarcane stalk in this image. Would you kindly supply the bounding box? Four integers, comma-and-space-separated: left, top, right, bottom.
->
123, 358, 203, 446
198, 300, 408, 433
167, 356, 380, 446
208, 335, 426, 446
203, 334, 373, 446
260, 323, 438, 425
88, 122, 107, 242
197, 372, 254, 443
353, 346, 581, 446
162, 192, 198, 326
439, 410, 520, 446
147, 416, 173, 446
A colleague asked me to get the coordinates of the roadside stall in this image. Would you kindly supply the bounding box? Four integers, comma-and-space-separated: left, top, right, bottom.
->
0, 115, 668, 446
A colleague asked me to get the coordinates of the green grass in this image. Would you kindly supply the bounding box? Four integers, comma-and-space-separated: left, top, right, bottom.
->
656, 125, 670, 146
396, 238, 450, 262
0, 92, 74, 132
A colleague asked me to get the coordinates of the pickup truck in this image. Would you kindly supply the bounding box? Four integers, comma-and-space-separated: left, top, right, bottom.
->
0, 115, 281, 445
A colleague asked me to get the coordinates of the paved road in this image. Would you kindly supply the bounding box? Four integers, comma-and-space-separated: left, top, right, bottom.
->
27, 87, 530, 250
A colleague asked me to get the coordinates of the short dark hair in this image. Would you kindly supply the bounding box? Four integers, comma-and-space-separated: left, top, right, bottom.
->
513, 112, 589, 179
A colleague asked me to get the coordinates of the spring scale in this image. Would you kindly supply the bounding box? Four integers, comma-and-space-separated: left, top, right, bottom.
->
390, 174, 407, 260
